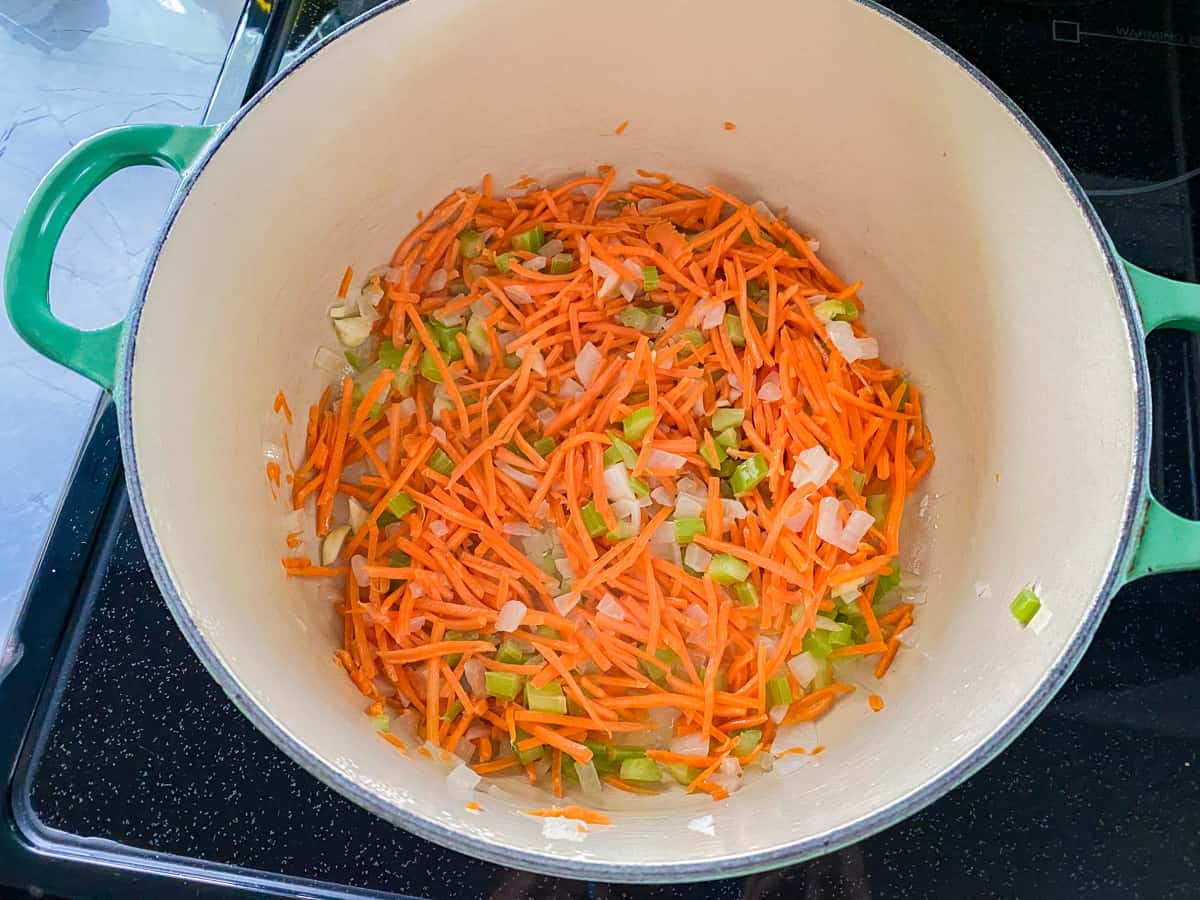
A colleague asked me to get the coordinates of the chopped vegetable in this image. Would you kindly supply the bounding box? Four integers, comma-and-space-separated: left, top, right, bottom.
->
278, 168, 933, 805
1010, 588, 1041, 626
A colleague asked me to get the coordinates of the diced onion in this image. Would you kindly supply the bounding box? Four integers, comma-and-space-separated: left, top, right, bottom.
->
813, 615, 840, 631
428, 520, 449, 539
675, 494, 705, 519
498, 463, 539, 489
757, 371, 783, 402
589, 258, 621, 298
751, 199, 777, 222
825, 321, 879, 363
684, 603, 708, 627
649, 541, 682, 566
787, 651, 819, 687
427, 269, 448, 292
840, 510, 874, 550
558, 377, 585, 399
650, 486, 673, 506
446, 764, 482, 793
576, 760, 603, 796
502, 521, 539, 537
604, 463, 635, 501
721, 499, 749, 527
464, 658, 487, 696
597, 593, 625, 620
646, 449, 686, 471
670, 732, 710, 756
684, 543, 712, 572
769, 706, 788, 724
407, 615, 426, 633
496, 600, 527, 632
504, 284, 534, 305
322, 525, 351, 565
514, 344, 546, 376
791, 445, 837, 491
536, 408, 555, 427
553, 592, 580, 615
314, 345, 348, 374
619, 279, 639, 302
525, 256, 547, 272
636, 198, 663, 214
688, 814, 716, 836
539, 239, 564, 257
652, 521, 677, 544
554, 557, 574, 581
350, 554, 369, 587
783, 502, 813, 533
575, 341, 601, 387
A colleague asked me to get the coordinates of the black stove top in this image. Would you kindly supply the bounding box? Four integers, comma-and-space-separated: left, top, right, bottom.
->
4, 2, 1200, 898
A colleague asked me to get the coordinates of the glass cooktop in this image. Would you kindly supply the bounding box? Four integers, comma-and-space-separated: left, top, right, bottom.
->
3, 2, 1199, 898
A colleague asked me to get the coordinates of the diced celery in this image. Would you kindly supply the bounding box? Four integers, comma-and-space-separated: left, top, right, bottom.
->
485, 671, 523, 700
419, 349, 444, 383
730, 453, 768, 495
674, 517, 706, 544
466, 315, 490, 355
387, 491, 416, 518
531, 436, 556, 458
708, 553, 751, 584
535, 625, 561, 639
458, 228, 485, 259
511, 728, 544, 764
640, 647, 679, 685
850, 470, 866, 494
1011, 588, 1041, 626
390, 551, 412, 568
370, 714, 390, 731
875, 569, 901, 598
429, 448, 455, 476
765, 674, 793, 708
664, 762, 699, 785
623, 406, 655, 442
617, 306, 653, 331
733, 728, 762, 756
525, 681, 567, 715
604, 433, 639, 468
732, 580, 759, 607
393, 368, 415, 396
711, 408, 745, 432
813, 299, 859, 322
495, 252, 517, 274
368, 404, 383, 421
642, 265, 660, 291
496, 639, 526, 665
609, 745, 648, 762
344, 351, 366, 371
828, 622, 854, 648
442, 700, 463, 722
715, 428, 739, 450
378, 338, 405, 369
606, 521, 637, 541
699, 434, 727, 469
629, 476, 649, 498
724, 313, 746, 347
803, 629, 833, 659
581, 501, 607, 538
550, 253, 574, 275
866, 493, 889, 528
449, 281, 469, 297
512, 224, 545, 253
619, 757, 662, 783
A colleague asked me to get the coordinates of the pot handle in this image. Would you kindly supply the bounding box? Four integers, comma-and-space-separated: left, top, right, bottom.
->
3, 123, 217, 391
1124, 260, 1200, 581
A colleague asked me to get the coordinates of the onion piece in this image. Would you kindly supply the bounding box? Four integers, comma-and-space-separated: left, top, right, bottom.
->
428, 520, 449, 539
346, 498, 367, 533
446, 764, 482, 794
558, 377, 585, 399
539, 239, 564, 258
782, 502, 813, 533
791, 445, 837, 491
670, 731, 710, 756
603, 463, 635, 502
813, 615, 840, 631
503, 284, 534, 305
650, 486, 673, 506
350, 554, 369, 587
825, 321, 879, 363
464, 658, 487, 697
333, 316, 372, 348
597, 593, 625, 620
787, 652, 820, 688
514, 344, 546, 376
721, 499, 749, 527
684, 543, 712, 572
674, 494, 705, 519
757, 371, 783, 402
750, 199, 777, 223
553, 593, 580, 615
496, 600, 527, 632
646, 449, 686, 471
498, 463, 539, 489
426, 268, 448, 292
575, 341, 601, 387
525, 255, 547, 272
575, 760, 603, 796
588, 258, 621, 298
322, 525, 351, 565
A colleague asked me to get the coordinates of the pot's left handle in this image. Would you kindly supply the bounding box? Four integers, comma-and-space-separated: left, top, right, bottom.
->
4, 123, 217, 391
1124, 260, 1200, 581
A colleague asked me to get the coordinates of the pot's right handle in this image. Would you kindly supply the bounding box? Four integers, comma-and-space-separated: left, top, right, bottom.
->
1123, 261, 1200, 581
4, 123, 216, 391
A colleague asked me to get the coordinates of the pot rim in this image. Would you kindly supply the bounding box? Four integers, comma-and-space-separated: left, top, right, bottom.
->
115, 0, 1150, 882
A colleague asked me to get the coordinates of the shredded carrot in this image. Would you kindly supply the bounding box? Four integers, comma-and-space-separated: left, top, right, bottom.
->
615, 120, 629, 135
523, 805, 612, 826
272, 167, 932, 805
723, 121, 736, 131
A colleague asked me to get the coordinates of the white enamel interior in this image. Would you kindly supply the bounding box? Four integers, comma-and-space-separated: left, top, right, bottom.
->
126, 0, 1140, 879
